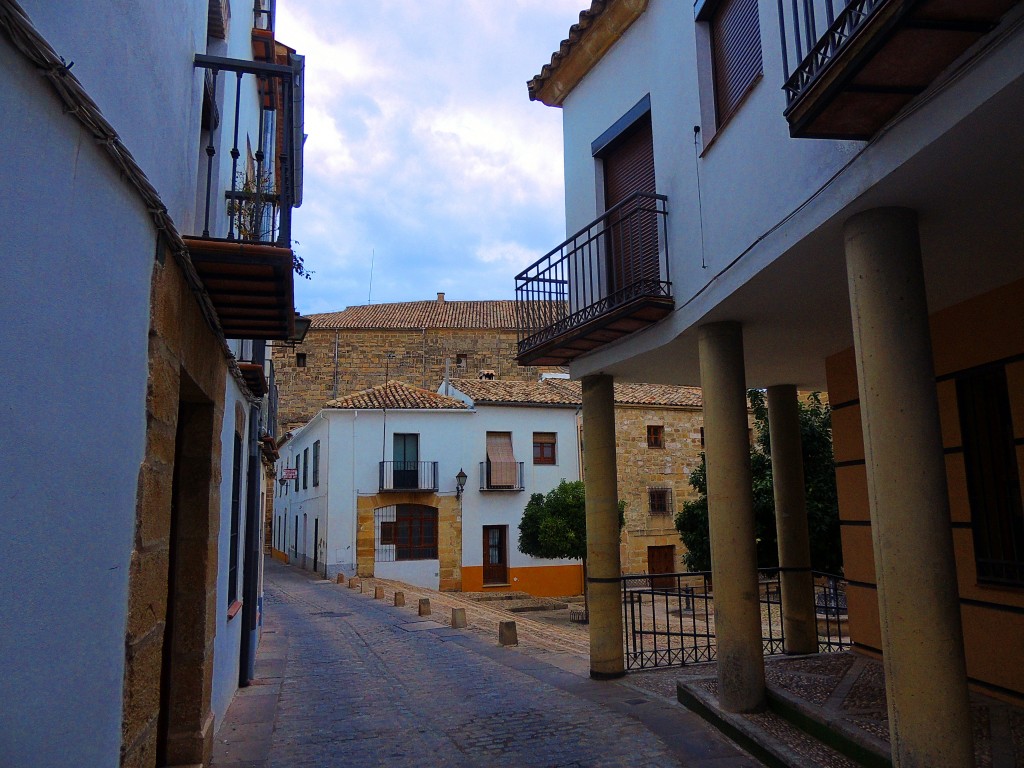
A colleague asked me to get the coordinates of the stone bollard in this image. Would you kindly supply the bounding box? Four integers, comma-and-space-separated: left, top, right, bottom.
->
374, 586, 385, 600
348, 577, 360, 590
418, 598, 431, 617
498, 620, 518, 647
360, 581, 370, 594
451, 607, 467, 629
394, 592, 406, 607
335, 573, 345, 584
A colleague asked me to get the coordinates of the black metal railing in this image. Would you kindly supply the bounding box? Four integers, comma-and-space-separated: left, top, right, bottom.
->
479, 461, 525, 491
193, 53, 304, 246
515, 192, 670, 357
778, 0, 880, 107
378, 461, 439, 492
621, 568, 849, 671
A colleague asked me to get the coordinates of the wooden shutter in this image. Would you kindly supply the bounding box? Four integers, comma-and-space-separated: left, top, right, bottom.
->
601, 114, 659, 292
712, 0, 763, 125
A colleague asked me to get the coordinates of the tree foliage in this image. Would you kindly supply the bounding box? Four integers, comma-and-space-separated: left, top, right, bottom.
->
518, 479, 625, 562
675, 391, 842, 574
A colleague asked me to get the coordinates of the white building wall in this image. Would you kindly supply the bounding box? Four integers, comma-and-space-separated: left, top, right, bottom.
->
0, 31, 156, 768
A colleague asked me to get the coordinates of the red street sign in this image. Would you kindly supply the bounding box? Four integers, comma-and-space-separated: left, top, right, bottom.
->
282, 468, 298, 480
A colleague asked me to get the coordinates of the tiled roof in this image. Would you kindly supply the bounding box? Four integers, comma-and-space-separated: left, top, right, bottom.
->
309, 299, 520, 330
326, 381, 469, 410
448, 378, 704, 409
528, 2, 607, 101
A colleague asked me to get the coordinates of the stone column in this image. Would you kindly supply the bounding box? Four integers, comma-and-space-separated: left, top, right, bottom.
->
581, 374, 625, 679
698, 322, 765, 712
767, 385, 817, 655
844, 207, 973, 767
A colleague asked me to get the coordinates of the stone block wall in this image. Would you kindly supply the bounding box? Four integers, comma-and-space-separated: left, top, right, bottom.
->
272, 327, 557, 432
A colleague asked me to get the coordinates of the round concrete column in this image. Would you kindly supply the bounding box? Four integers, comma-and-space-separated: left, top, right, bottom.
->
698, 322, 765, 712
581, 374, 625, 679
767, 385, 817, 655
844, 207, 973, 767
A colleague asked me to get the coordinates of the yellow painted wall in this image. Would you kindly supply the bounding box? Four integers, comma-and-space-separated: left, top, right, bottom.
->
461, 564, 584, 597
825, 277, 1024, 698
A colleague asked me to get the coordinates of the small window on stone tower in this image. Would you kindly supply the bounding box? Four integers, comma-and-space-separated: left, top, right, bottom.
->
456, 353, 468, 369
296, 352, 307, 367
647, 425, 664, 448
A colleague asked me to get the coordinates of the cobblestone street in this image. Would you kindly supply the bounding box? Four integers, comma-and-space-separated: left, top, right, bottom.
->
212, 558, 761, 767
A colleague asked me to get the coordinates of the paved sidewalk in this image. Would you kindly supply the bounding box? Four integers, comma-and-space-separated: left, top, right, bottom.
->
211, 558, 762, 768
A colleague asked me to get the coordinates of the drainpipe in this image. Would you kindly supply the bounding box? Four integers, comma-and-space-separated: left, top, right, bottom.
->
240, 341, 265, 686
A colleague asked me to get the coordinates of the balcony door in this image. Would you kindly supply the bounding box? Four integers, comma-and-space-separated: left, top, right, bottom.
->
483, 526, 508, 586
393, 433, 419, 490
601, 112, 659, 296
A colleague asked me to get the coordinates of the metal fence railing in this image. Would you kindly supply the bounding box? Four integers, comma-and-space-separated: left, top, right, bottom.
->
621, 568, 848, 671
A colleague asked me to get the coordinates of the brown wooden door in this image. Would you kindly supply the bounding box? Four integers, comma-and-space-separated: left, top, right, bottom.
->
602, 114, 659, 295
483, 526, 508, 585
648, 545, 676, 590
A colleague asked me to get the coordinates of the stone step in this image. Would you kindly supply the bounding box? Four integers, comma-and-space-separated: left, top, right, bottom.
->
460, 591, 532, 602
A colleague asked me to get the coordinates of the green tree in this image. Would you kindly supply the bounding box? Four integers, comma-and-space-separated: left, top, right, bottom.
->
675, 390, 842, 574
518, 479, 625, 600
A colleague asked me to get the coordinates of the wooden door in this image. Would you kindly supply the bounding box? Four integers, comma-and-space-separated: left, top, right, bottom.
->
602, 114, 659, 295
648, 545, 676, 590
483, 526, 508, 585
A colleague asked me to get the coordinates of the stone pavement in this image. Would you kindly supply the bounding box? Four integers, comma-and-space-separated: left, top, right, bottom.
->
211, 558, 763, 768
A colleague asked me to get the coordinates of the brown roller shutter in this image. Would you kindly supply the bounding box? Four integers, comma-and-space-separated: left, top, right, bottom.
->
712, 0, 762, 125
602, 114, 659, 294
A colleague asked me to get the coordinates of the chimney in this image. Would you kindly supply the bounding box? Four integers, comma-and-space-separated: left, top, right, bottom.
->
437, 292, 445, 303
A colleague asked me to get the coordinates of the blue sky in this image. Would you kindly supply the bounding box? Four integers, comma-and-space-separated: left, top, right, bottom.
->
276, 1, 586, 315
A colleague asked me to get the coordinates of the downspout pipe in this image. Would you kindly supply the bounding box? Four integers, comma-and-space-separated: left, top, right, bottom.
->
239, 340, 265, 686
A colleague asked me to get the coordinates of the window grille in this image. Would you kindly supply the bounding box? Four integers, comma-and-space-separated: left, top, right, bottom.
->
649, 487, 674, 515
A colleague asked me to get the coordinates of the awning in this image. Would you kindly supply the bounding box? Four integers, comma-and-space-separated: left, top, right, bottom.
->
486, 432, 518, 487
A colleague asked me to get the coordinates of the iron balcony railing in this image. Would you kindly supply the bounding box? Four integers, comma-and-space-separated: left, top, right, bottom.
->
620, 568, 848, 671
478, 461, 525, 491
378, 461, 439, 493
193, 52, 304, 246
778, 0, 875, 108
515, 191, 670, 358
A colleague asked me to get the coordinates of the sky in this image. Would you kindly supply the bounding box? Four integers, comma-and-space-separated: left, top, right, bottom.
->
275, 0, 587, 316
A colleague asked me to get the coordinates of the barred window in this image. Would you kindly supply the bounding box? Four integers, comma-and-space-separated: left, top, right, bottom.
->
375, 505, 438, 562
649, 487, 674, 515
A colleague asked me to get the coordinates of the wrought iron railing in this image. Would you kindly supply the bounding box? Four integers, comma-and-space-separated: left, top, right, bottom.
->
515, 192, 670, 357
778, 0, 880, 108
620, 568, 848, 671
479, 461, 525, 491
193, 53, 304, 246
378, 461, 439, 492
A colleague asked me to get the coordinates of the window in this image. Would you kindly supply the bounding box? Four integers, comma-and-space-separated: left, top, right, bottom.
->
695, 0, 763, 138
647, 425, 664, 448
294, 454, 300, 492
533, 432, 556, 465
312, 440, 320, 486
487, 432, 520, 488
957, 366, 1024, 586
374, 505, 437, 561
649, 487, 674, 515
296, 352, 307, 367
456, 353, 468, 369
302, 447, 309, 489
228, 433, 242, 606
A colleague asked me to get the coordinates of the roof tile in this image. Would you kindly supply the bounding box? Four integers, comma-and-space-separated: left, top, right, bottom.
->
448, 378, 704, 408
310, 299, 520, 330
326, 381, 469, 410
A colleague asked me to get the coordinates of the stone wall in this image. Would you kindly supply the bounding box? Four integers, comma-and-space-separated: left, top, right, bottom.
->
272, 327, 556, 432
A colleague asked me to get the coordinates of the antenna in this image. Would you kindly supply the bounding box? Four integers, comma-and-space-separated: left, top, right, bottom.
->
367, 248, 375, 304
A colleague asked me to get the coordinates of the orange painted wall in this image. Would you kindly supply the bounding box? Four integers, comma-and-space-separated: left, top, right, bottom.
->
461, 564, 584, 597
825, 277, 1024, 698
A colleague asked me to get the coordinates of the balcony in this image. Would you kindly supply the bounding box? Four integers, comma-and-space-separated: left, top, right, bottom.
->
378, 461, 439, 493
515, 192, 672, 366
779, 0, 1019, 139
479, 462, 525, 492
187, 50, 305, 340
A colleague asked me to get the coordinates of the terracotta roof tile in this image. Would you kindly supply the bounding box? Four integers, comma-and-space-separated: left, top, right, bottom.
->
310, 299, 520, 330
326, 381, 469, 410
448, 378, 704, 408
528, 1, 610, 102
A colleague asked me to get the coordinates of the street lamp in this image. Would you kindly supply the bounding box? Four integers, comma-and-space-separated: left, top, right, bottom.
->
455, 468, 468, 499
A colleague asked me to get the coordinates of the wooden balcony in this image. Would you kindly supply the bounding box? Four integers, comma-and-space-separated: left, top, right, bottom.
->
515, 192, 673, 367
780, 0, 1019, 139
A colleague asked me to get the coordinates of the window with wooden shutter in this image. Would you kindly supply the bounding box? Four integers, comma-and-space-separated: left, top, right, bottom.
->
486, 432, 518, 488
711, 0, 762, 126
533, 432, 557, 465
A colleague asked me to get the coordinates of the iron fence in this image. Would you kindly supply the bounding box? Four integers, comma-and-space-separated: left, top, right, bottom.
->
621, 568, 848, 671
478, 461, 525, 491
378, 461, 439, 492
